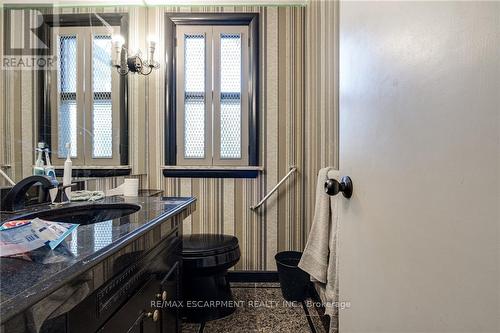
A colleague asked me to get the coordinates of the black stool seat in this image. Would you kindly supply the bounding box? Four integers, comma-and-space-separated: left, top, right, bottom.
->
183, 234, 239, 257
181, 234, 240, 323
182, 234, 240, 272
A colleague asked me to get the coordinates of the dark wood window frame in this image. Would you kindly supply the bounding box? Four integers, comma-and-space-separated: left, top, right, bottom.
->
163, 13, 260, 179
37, 13, 130, 177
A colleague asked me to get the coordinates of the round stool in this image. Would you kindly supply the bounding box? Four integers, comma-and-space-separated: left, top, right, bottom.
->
181, 234, 240, 323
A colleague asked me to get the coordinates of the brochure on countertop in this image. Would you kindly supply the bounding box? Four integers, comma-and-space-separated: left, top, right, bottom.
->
0, 218, 78, 257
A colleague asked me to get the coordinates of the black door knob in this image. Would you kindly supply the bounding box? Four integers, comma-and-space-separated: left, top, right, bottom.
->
325, 176, 353, 198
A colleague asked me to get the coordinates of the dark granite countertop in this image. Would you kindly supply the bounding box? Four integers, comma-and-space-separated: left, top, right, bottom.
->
0, 196, 196, 324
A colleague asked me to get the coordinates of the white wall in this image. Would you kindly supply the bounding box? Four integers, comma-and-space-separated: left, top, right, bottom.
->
339, 1, 500, 332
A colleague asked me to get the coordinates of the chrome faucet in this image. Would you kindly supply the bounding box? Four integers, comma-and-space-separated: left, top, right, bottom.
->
52, 184, 73, 205
1, 175, 56, 212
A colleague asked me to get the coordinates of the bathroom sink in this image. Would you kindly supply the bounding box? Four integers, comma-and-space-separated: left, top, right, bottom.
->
10, 203, 141, 225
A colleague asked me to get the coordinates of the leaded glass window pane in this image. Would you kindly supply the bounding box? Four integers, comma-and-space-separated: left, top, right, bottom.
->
220, 33, 242, 159
92, 35, 113, 158
184, 34, 205, 159
58, 35, 78, 158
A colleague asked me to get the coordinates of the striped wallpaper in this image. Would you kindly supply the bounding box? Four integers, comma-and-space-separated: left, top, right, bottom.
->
0, 1, 338, 271
153, 2, 339, 270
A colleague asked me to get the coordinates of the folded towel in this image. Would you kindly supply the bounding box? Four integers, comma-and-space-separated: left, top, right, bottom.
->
298, 167, 340, 320
70, 190, 105, 202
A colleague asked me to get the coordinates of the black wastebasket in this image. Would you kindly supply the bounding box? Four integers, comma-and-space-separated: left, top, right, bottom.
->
275, 251, 310, 301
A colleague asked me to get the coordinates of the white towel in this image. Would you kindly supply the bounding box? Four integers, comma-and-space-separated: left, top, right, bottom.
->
70, 190, 105, 202
298, 167, 340, 320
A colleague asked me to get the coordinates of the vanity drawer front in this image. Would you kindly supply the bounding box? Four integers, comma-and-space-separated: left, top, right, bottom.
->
97, 277, 161, 333
65, 229, 181, 333
159, 262, 180, 333
97, 260, 181, 333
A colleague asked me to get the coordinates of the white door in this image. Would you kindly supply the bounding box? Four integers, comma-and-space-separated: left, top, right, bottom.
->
338, 1, 499, 332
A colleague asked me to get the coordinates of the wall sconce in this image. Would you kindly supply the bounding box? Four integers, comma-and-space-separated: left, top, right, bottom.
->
112, 35, 160, 76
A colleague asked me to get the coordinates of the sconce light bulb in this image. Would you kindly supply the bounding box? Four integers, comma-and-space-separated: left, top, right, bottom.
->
147, 35, 156, 44
112, 35, 125, 68
147, 36, 156, 65
112, 34, 125, 47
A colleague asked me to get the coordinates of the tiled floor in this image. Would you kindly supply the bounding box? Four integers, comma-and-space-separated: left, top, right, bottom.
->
182, 283, 331, 333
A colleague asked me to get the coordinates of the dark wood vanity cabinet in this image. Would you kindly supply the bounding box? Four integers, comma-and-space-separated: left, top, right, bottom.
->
94, 238, 181, 333
98, 262, 180, 333
97, 277, 161, 333
41, 230, 182, 333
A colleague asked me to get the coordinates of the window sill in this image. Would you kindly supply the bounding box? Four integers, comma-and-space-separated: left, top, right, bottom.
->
161, 166, 263, 179
53, 166, 132, 178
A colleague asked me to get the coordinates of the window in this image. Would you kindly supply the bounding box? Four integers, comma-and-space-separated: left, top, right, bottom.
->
163, 13, 261, 178
176, 25, 249, 166
165, 14, 259, 176
50, 26, 120, 166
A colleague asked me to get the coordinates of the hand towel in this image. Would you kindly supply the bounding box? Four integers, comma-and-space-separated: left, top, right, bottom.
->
298, 167, 340, 320
70, 190, 105, 202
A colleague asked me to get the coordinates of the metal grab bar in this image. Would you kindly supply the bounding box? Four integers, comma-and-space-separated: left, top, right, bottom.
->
0, 168, 15, 186
250, 166, 297, 210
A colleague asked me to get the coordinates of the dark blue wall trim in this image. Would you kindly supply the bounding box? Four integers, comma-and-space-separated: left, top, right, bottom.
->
162, 169, 258, 179
55, 168, 131, 178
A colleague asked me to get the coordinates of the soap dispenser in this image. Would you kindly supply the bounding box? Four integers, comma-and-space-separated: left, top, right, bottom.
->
43, 148, 56, 180
33, 142, 45, 176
